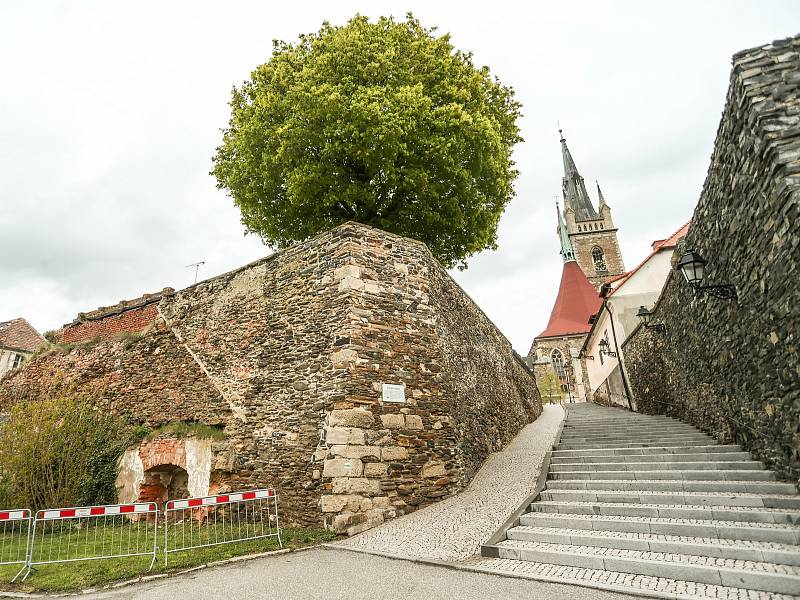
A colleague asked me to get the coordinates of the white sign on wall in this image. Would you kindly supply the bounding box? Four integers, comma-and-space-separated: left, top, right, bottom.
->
381, 383, 406, 404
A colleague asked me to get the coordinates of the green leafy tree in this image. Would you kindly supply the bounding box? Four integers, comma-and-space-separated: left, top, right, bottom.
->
212, 14, 522, 268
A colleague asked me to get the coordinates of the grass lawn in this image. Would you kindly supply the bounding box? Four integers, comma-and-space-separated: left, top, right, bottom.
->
0, 525, 337, 593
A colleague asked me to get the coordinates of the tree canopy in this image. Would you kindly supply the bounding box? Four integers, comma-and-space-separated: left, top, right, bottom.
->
212, 14, 522, 269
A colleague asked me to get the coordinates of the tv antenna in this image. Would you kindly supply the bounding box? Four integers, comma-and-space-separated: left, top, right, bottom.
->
186, 261, 205, 284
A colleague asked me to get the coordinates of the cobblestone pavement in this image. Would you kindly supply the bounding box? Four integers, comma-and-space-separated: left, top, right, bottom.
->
459, 556, 799, 600
335, 404, 564, 560
79, 547, 639, 600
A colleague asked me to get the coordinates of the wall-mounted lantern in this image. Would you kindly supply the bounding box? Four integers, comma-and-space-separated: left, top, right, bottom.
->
675, 251, 737, 300
636, 306, 666, 334
598, 338, 617, 358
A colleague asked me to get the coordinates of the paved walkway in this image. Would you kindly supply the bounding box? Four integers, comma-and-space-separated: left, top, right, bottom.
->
80, 547, 638, 600
336, 404, 564, 561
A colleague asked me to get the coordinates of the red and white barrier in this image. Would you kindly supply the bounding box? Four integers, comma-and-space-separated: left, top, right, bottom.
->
0, 508, 32, 582
164, 488, 281, 565
21, 502, 159, 581
166, 489, 274, 510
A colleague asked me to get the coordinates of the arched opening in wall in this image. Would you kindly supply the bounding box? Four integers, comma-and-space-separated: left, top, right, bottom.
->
592, 246, 608, 272
137, 464, 189, 514
551, 349, 567, 382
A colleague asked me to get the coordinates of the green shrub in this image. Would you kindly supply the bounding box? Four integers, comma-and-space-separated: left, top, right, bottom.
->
0, 389, 137, 511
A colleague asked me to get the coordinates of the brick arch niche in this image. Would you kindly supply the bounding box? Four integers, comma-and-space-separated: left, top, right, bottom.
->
137, 464, 189, 511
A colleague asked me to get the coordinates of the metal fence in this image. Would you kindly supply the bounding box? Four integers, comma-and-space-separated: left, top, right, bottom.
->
21, 502, 159, 581
2, 488, 282, 580
164, 489, 281, 565
0, 509, 32, 582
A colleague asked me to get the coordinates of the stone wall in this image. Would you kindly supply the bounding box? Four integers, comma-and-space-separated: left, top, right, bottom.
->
1, 222, 541, 532
622, 37, 800, 485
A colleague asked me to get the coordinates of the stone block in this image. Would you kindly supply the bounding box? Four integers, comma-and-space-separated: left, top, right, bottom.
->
329, 445, 381, 460
380, 413, 405, 429
326, 427, 365, 445
330, 348, 358, 369
381, 446, 409, 461
320, 494, 360, 513
334, 265, 361, 281
331, 477, 382, 495
329, 408, 375, 428
422, 461, 447, 478
405, 415, 423, 430
322, 458, 363, 478
338, 276, 365, 292
364, 462, 389, 477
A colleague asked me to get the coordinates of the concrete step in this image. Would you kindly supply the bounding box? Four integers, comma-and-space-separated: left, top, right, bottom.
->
549, 461, 764, 473
544, 479, 799, 494
549, 469, 776, 481
505, 525, 800, 566
539, 489, 800, 508
551, 444, 744, 457
560, 425, 702, 435
550, 452, 753, 464
558, 435, 713, 445
518, 512, 800, 544
528, 500, 800, 524
557, 440, 721, 450
494, 539, 800, 594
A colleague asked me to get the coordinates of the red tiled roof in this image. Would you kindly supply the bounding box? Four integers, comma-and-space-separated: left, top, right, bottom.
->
608, 219, 691, 298
0, 318, 47, 353
536, 261, 602, 339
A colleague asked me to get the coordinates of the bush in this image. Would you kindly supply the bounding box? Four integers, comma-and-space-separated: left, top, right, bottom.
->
0, 389, 139, 511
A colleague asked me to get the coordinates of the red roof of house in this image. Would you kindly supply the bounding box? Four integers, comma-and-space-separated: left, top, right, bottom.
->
0, 318, 47, 353
536, 261, 602, 339
608, 220, 691, 298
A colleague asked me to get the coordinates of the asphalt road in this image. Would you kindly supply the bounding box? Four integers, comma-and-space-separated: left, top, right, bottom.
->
82, 547, 640, 600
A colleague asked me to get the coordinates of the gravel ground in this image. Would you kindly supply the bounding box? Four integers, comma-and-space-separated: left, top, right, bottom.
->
336, 403, 564, 561
78, 546, 639, 600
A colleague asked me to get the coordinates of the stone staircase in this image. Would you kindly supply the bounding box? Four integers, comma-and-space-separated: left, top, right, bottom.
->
482, 403, 800, 596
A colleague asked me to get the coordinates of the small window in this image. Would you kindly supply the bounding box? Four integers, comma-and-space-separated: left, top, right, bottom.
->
11, 353, 23, 369
551, 349, 567, 380
592, 246, 608, 272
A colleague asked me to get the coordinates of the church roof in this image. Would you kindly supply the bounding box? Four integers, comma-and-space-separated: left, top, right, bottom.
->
561, 131, 600, 222
536, 261, 602, 340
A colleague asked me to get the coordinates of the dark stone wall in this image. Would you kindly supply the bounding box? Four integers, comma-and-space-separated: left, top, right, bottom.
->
622, 37, 800, 485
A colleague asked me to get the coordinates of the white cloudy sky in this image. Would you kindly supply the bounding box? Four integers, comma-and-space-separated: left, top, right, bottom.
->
1, 1, 797, 352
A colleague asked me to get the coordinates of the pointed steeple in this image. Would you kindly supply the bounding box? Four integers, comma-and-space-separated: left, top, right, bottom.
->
559, 130, 600, 222
557, 201, 576, 263
596, 180, 607, 207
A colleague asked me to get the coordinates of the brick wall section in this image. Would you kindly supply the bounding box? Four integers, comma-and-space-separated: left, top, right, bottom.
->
0, 222, 541, 532
59, 303, 158, 344
622, 37, 800, 485
0, 324, 229, 426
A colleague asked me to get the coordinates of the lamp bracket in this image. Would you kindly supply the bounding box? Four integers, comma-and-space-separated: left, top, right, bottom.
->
693, 284, 738, 300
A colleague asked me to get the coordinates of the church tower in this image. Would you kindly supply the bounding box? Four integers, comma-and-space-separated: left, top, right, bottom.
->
559, 130, 625, 287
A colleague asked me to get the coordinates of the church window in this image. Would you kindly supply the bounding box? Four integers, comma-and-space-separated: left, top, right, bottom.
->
592, 246, 608, 272
551, 349, 567, 380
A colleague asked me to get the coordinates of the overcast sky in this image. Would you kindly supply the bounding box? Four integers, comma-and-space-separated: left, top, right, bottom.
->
1, 1, 797, 352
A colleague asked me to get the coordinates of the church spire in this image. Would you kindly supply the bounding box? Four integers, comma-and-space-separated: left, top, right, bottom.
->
596, 180, 607, 207
560, 130, 600, 222
557, 201, 576, 263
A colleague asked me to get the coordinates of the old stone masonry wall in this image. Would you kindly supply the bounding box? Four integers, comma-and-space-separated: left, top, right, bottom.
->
324, 225, 541, 534
622, 37, 800, 485
0, 222, 541, 533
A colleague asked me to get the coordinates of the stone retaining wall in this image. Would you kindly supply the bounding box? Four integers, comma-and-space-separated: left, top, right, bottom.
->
622, 37, 800, 485
1, 222, 541, 531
